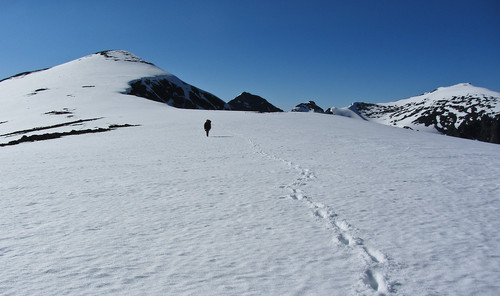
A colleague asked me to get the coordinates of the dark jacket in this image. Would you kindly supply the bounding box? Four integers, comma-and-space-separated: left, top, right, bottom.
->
204, 120, 211, 131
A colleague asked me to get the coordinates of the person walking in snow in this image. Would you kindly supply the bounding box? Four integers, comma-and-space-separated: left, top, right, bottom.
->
204, 119, 211, 137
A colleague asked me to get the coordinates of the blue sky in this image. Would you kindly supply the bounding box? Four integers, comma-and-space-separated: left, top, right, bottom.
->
1, 0, 499, 110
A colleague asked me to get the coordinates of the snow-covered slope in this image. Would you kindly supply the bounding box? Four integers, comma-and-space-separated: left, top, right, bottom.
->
340, 83, 500, 143
0, 50, 225, 114
1, 55, 500, 295
325, 106, 364, 119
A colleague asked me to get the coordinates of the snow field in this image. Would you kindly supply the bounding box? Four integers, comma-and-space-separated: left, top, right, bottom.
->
1, 109, 369, 295
244, 112, 500, 295
0, 102, 500, 295
1, 62, 500, 294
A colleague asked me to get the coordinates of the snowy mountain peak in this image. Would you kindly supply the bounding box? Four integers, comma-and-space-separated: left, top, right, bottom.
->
342, 84, 500, 143
435, 82, 471, 90
434, 82, 471, 91
93, 50, 154, 65
405, 83, 500, 104
0, 49, 229, 111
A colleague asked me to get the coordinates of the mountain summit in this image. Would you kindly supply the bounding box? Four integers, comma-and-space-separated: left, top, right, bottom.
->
104, 50, 226, 109
0, 50, 226, 111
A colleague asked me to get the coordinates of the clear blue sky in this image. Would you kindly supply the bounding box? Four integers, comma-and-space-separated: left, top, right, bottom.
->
1, 0, 499, 110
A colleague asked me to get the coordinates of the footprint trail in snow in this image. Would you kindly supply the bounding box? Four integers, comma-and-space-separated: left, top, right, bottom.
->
248, 139, 396, 295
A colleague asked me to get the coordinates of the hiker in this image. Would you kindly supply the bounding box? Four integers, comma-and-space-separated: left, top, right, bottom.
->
204, 119, 211, 137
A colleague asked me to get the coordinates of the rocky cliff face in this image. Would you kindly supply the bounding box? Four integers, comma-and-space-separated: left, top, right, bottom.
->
226, 92, 283, 112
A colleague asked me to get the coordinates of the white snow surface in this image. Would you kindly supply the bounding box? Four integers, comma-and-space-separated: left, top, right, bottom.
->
327, 106, 364, 119
1, 52, 500, 295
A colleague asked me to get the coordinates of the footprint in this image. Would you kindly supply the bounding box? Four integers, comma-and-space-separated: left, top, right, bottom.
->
337, 233, 350, 246
289, 189, 306, 200
334, 219, 350, 232
363, 269, 379, 291
363, 269, 389, 294
363, 247, 387, 264
313, 208, 329, 219
302, 169, 315, 179
337, 232, 362, 246
312, 206, 337, 221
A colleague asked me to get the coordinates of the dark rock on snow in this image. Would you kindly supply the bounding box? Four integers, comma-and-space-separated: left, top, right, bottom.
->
126, 77, 227, 110
291, 101, 325, 113
226, 92, 283, 112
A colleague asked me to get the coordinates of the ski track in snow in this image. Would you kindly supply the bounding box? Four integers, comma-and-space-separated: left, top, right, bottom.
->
248, 138, 395, 295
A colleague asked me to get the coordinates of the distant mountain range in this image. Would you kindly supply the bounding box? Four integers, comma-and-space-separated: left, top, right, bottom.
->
1, 50, 498, 143
291, 84, 500, 144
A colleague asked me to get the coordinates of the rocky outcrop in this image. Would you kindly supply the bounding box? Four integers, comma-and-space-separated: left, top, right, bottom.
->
97, 50, 154, 65
292, 101, 324, 113
126, 76, 227, 110
412, 104, 500, 143
227, 92, 283, 112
